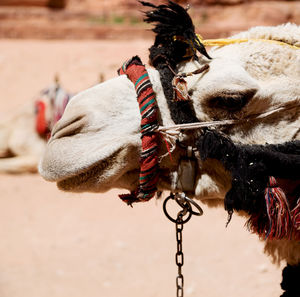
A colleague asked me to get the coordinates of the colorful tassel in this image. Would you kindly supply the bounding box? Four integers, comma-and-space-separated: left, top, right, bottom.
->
247, 176, 300, 240
264, 176, 291, 239
291, 198, 300, 232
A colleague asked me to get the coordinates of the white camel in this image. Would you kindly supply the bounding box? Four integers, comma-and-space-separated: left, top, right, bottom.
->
39, 22, 300, 296
0, 79, 71, 173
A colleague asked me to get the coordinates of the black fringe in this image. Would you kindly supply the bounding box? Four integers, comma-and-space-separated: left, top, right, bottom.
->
196, 129, 300, 214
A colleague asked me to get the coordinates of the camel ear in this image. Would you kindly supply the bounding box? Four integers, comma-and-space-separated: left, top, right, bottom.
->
54, 73, 60, 85
99, 73, 105, 83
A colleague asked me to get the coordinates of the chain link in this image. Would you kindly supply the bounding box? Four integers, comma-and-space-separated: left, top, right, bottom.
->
175, 213, 184, 297
163, 193, 203, 297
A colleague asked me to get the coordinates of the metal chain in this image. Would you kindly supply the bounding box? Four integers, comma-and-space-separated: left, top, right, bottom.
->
175, 212, 184, 297
163, 193, 203, 297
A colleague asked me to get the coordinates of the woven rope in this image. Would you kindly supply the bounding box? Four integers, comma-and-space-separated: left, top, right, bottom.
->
196, 35, 300, 50
118, 56, 160, 205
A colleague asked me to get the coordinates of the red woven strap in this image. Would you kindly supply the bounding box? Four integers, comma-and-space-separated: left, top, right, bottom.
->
118, 56, 159, 205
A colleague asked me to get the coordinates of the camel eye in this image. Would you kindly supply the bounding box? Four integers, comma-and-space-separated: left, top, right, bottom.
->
207, 91, 255, 112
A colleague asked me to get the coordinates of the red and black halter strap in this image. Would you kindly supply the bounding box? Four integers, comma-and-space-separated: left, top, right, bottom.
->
118, 56, 160, 205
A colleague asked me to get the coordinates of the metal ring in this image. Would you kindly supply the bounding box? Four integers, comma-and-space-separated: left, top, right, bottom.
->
183, 196, 203, 216
174, 195, 191, 214
163, 195, 193, 224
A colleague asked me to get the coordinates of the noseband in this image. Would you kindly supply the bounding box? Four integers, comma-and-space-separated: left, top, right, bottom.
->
118, 56, 160, 205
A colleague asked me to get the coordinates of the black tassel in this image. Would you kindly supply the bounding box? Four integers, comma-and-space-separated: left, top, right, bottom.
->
196, 129, 300, 221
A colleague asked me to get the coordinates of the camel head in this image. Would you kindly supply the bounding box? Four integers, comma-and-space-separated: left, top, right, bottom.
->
39, 22, 300, 203
39, 2, 300, 287
35, 78, 71, 137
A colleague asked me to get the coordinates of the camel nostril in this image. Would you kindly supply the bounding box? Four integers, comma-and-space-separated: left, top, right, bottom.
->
51, 115, 86, 140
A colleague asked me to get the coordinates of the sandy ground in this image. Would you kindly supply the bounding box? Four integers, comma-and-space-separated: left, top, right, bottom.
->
0, 39, 284, 297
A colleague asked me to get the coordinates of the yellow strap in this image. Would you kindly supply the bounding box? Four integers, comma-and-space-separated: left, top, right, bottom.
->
196, 34, 300, 50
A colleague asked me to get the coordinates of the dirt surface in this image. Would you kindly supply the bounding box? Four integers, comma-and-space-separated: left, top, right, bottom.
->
0, 39, 284, 297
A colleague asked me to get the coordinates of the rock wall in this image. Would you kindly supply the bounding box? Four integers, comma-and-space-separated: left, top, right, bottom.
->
0, 0, 299, 39
65, 0, 300, 38
0, 0, 66, 8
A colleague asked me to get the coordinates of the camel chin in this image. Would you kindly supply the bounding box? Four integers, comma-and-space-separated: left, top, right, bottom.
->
55, 146, 141, 193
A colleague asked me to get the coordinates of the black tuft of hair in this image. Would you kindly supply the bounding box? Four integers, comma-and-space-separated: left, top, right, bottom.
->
140, 0, 211, 60
139, 1, 209, 125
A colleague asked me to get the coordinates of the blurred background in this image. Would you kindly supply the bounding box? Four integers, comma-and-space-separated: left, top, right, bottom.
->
0, 1, 299, 297
0, 0, 299, 39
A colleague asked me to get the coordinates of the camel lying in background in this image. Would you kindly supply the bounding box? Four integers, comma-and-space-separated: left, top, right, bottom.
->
39, 2, 300, 295
0, 79, 71, 173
